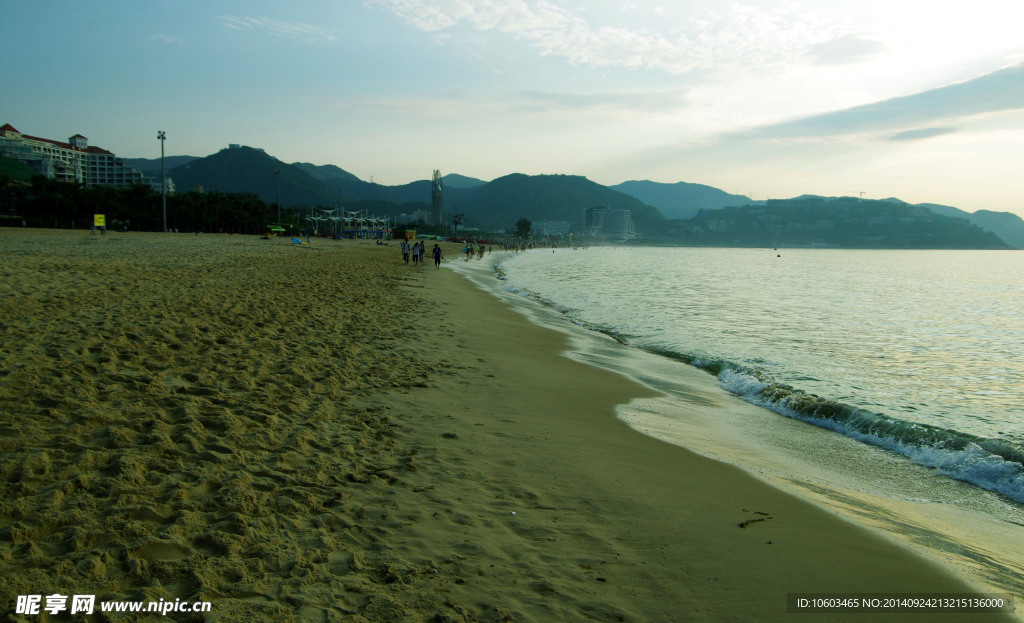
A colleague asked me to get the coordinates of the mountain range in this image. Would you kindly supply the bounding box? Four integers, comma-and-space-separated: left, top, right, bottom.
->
608, 180, 755, 220
122, 147, 1024, 248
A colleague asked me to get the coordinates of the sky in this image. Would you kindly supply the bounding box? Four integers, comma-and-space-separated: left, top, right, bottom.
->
3, 0, 1023, 216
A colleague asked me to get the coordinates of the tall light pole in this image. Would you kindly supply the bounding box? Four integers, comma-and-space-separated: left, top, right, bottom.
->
453, 206, 462, 240
275, 169, 281, 223
157, 130, 166, 232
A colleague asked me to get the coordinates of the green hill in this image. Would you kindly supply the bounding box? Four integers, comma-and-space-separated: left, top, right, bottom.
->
121, 155, 200, 176
968, 210, 1024, 249
443, 173, 488, 189
290, 162, 362, 185
458, 173, 667, 234
918, 203, 1024, 249
682, 197, 1012, 249
170, 147, 335, 208
610, 180, 754, 220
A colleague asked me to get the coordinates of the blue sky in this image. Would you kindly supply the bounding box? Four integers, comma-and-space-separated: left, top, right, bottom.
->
3, 1, 1023, 216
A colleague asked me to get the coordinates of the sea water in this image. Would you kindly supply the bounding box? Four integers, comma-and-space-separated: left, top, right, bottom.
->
448, 247, 1024, 597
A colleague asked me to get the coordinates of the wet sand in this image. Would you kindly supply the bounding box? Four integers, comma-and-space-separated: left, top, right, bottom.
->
0, 229, 1015, 622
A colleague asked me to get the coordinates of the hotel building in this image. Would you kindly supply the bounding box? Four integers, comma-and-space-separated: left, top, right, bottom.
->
0, 123, 157, 189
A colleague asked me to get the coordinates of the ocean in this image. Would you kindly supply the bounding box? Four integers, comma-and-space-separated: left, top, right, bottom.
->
448, 246, 1024, 596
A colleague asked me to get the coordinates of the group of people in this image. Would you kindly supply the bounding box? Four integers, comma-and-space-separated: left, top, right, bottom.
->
463, 243, 488, 260
401, 239, 444, 269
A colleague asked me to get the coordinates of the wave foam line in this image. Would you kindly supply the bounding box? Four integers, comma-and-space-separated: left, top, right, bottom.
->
494, 257, 1024, 505
718, 368, 1024, 504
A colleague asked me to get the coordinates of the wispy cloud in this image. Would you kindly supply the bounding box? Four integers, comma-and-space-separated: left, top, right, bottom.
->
367, 0, 849, 75
219, 15, 336, 45
607, 62, 1024, 177
314, 87, 687, 117
150, 34, 185, 45
499, 89, 688, 114
888, 127, 957, 141
746, 62, 1024, 141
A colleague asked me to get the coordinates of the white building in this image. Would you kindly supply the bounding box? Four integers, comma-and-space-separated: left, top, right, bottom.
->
149, 176, 176, 195
0, 123, 150, 189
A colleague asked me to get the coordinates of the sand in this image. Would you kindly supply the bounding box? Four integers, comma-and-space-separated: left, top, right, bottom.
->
0, 229, 1016, 622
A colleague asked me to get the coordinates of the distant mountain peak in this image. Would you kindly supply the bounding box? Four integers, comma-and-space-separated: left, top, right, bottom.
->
442, 173, 488, 188
610, 180, 753, 220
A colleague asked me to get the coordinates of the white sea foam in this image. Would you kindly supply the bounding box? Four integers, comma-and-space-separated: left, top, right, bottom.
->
717, 368, 770, 396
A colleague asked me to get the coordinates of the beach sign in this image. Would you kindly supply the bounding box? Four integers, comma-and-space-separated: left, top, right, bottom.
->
93, 214, 105, 227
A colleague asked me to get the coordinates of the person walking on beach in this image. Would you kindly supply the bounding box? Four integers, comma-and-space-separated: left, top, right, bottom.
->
401, 240, 410, 264
432, 243, 443, 268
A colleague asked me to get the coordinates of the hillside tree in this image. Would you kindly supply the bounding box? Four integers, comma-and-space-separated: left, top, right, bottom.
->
514, 217, 532, 239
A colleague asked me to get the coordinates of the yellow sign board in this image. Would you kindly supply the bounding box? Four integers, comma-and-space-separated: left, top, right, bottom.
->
93, 214, 106, 227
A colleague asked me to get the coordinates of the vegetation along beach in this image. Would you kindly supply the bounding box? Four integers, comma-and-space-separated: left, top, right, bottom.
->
1, 228, 1017, 622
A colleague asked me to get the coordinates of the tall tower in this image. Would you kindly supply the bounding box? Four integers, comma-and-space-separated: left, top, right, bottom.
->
431, 169, 443, 226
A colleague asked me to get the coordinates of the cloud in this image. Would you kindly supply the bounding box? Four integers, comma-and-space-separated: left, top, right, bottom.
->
150, 34, 185, 45
607, 62, 1024, 177
497, 88, 689, 114
367, 0, 847, 75
748, 62, 1024, 140
806, 33, 886, 66
314, 87, 687, 116
219, 15, 336, 44
888, 127, 956, 141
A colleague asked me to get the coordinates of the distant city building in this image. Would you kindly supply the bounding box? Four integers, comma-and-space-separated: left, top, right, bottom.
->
431, 169, 443, 226
150, 176, 177, 195
398, 209, 430, 224
583, 206, 608, 230
0, 123, 150, 189
581, 206, 633, 241
606, 210, 634, 241
534, 220, 571, 237
583, 206, 607, 240
0, 156, 35, 181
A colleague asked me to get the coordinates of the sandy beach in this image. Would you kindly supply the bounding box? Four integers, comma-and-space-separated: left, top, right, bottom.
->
0, 229, 1016, 622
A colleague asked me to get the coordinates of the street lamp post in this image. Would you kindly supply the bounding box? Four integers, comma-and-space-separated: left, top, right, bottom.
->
157, 131, 166, 232
453, 208, 463, 240
275, 169, 281, 223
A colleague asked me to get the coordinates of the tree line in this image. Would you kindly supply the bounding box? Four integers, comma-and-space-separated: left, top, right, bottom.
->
5, 176, 282, 234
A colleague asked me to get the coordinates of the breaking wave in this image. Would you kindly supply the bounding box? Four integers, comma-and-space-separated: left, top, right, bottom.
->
714, 366, 1024, 503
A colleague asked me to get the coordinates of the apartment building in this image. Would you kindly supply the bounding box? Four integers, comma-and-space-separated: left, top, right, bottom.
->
606, 210, 634, 241
0, 123, 149, 188
582, 206, 634, 241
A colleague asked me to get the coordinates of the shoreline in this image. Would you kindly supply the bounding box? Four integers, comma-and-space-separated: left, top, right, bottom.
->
371, 245, 1020, 620
466, 247, 1024, 605
0, 230, 1015, 621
